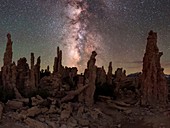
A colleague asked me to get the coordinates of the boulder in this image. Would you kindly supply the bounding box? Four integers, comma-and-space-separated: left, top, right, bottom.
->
67, 117, 78, 127
26, 106, 42, 117
47, 105, 59, 114
60, 124, 68, 128
60, 103, 72, 120
78, 118, 90, 126
31, 95, 44, 106
60, 109, 71, 120
77, 106, 84, 117
6, 100, 23, 110
11, 112, 27, 121
24, 117, 49, 128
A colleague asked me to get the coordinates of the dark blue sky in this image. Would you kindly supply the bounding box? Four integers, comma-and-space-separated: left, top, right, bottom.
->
0, 0, 170, 74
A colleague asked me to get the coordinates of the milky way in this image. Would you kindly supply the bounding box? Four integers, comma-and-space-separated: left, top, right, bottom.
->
0, 0, 170, 74
62, 0, 106, 72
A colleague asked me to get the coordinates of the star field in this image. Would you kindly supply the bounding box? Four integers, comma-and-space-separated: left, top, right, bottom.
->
0, 0, 170, 74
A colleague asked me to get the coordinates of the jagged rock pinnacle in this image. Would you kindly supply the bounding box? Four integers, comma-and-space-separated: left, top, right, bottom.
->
141, 30, 168, 106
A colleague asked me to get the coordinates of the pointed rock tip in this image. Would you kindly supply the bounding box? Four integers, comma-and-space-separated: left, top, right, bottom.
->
149, 30, 157, 36
92, 51, 97, 55
7, 33, 11, 39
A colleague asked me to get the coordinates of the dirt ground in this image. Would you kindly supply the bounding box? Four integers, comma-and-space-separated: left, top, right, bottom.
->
96, 102, 170, 128
0, 101, 170, 128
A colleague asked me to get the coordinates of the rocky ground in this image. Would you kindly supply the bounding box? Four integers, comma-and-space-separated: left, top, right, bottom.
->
0, 96, 170, 128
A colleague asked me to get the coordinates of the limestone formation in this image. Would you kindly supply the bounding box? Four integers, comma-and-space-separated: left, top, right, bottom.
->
29, 53, 41, 88
69, 67, 77, 79
46, 65, 50, 72
3, 33, 12, 65
96, 66, 106, 86
84, 51, 97, 106
11, 62, 22, 99
107, 62, 113, 85
61, 84, 88, 103
114, 68, 136, 99
31, 53, 34, 70
11, 62, 17, 88
2, 33, 15, 90
16, 57, 30, 91
63, 67, 78, 81
53, 46, 64, 74
115, 68, 126, 82
30, 53, 36, 88
141, 30, 168, 106
77, 75, 85, 102
53, 57, 58, 73
35, 56, 41, 87
1, 34, 23, 98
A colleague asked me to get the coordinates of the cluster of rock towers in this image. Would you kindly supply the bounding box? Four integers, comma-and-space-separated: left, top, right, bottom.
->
0, 31, 168, 107
1, 33, 41, 98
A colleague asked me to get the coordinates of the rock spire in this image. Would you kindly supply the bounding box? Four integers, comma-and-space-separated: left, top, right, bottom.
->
141, 30, 168, 106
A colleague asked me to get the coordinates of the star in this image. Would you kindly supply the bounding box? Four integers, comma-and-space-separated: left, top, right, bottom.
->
0, 0, 169, 74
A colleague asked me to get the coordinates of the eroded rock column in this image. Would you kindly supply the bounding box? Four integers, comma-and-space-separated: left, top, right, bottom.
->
30, 53, 35, 88
141, 31, 168, 106
96, 66, 106, 86
2, 33, 14, 90
107, 62, 113, 85
53, 47, 63, 74
84, 51, 97, 107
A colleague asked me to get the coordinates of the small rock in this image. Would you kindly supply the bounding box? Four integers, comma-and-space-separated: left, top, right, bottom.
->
163, 111, 170, 117
60, 110, 71, 120
159, 123, 165, 128
41, 107, 49, 113
26, 106, 42, 117
124, 109, 132, 115
6, 100, 23, 110
60, 124, 68, 128
24, 117, 49, 128
31, 96, 44, 106
47, 105, 58, 114
16, 98, 29, 104
36, 95, 43, 100
117, 124, 121, 128
89, 110, 98, 120
139, 116, 144, 120
46, 120, 58, 128
78, 118, 90, 126
77, 106, 84, 117
39, 117, 45, 122
14, 113, 27, 121
67, 117, 77, 127
60, 103, 72, 120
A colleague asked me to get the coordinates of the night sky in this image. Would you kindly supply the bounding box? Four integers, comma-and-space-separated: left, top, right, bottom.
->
0, 0, 170, 74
